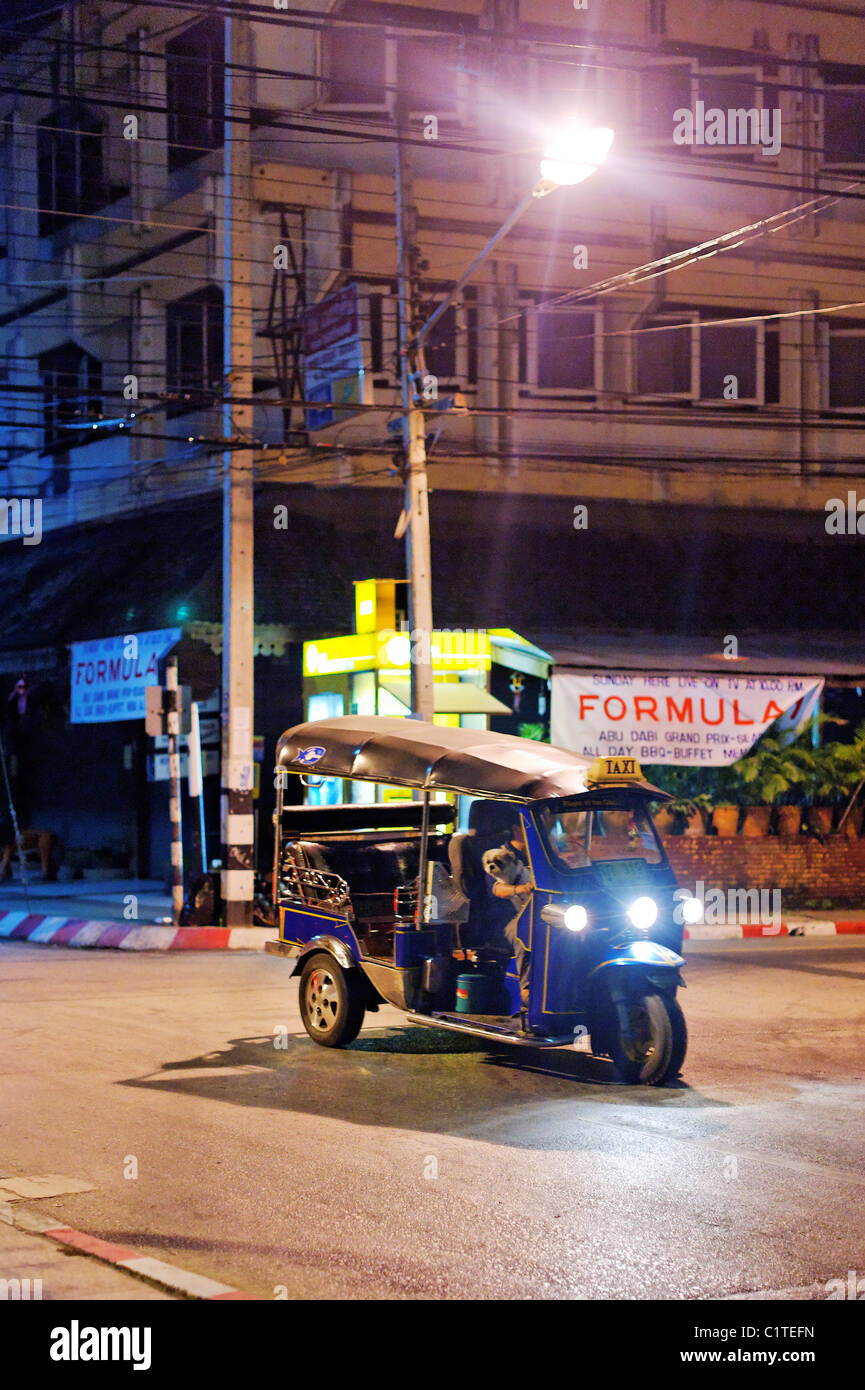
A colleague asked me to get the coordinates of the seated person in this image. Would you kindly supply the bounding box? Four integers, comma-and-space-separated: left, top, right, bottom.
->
481, 819, 533, 1009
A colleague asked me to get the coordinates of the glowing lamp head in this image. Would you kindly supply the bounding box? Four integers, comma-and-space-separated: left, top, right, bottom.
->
540, 122, 614, 187
563, 904, 589, 933
628, 896, 658, 932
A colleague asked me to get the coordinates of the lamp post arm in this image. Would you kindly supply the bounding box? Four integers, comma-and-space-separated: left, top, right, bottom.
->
413, 185, 548, 354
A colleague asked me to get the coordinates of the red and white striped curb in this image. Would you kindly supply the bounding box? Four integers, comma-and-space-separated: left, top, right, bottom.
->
0, 910, 270, 950
5, 1202, 256, 1299
4, 909, 864, 950
685, 918, 865, 940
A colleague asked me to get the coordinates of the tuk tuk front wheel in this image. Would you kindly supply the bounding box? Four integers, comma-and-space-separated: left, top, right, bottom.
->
611, 992, 674, 1086
299, 953, 365, 1048
667, 998, 688, 1080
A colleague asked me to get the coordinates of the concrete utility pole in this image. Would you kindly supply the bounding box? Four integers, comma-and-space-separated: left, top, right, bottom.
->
394, 104, 436, 725
220, 14, 255, 926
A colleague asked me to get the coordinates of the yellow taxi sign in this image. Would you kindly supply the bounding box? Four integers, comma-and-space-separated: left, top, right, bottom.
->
587, 756, 644, 786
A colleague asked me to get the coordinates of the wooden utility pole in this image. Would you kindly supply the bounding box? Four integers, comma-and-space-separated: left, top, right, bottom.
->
394, 103, 435, 725
220, 13, 255, 926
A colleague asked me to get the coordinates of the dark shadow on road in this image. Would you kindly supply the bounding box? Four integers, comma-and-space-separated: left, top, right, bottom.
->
119, 1027, 728, 1151
698, 946, 865, 983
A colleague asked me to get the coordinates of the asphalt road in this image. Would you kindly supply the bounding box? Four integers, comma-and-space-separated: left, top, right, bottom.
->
2, 936, 864, 1300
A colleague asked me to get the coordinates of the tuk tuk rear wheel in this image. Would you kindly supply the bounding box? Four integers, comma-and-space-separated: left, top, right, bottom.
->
299, 953, 365, 1048
612, 992, 673, 1086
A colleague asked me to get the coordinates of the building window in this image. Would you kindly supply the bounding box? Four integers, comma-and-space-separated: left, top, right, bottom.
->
166, 15, 225, 172
700, 323, 759, 400
534, 309, 596, 392
634, 312, 777, 404
823, 79, 865, 169
321, 8, 466, 117
641, 60, 769, 156
635, 316, 695, 396
165, 286, 224, 416
37, 104, 106, 235
829, 329, 865, 408
532, 55, 597, 127
322, 6, 389, 109
640, 60, 694, 145
38, 342, 102, 451
422, 303, 457, 382
696, 68, 764, 151
396, 36, 461, 116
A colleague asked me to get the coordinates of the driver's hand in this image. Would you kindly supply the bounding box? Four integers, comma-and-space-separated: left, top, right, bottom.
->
516, 882, 532, 897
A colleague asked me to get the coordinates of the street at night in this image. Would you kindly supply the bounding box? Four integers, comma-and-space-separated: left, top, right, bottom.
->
3, 935, 864, 1302
3, 0, 865, 1363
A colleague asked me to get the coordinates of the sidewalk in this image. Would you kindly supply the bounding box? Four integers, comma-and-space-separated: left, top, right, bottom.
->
0, 878, 270, 951
0, 1194, 254, 1299
1, 876, 864, 951
0, 1216, 173, 1300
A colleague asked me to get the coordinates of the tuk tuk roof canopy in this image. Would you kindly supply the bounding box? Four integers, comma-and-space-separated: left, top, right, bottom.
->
275, 716, 667, 802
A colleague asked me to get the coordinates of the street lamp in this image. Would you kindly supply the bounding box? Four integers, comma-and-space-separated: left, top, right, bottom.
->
537, 120, 615, 190
416, 122, 615, 356
396, 120, 614, 723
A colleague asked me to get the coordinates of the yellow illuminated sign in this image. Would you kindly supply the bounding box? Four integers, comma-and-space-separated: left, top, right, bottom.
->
586, 756, 644, 786
305, 629, 491, 675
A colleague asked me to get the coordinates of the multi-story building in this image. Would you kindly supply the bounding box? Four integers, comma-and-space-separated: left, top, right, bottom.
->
1, 0, 863, 877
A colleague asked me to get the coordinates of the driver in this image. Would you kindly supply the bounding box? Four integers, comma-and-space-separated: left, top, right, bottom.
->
483, 819, 533, 1009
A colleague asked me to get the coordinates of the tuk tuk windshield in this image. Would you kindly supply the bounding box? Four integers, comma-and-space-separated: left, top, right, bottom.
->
538, 796, 663, 870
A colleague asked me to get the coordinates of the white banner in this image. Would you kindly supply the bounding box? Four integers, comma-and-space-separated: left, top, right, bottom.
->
70, 628, 181, 724
551, 672, 824, 766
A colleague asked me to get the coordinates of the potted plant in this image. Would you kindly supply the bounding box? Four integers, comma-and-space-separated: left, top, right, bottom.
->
651, 799, 677, 836
651, 792, 711, 836
736, 737, 809, 837
709, 762, 740, 836
644, 767, 713, 835
802, 742, 849, 835
831, 723, 865, 837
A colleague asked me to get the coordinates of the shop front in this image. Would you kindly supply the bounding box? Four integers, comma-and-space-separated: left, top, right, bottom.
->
301, 579, 552, 805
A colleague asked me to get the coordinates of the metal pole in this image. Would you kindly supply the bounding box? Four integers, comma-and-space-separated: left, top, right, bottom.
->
414, 191, 537, 354
416, 787, 431, 930
165, 657, 184, 927
188, 702, 207, 875
220, 12, 255, 925
394, 104, 435, 726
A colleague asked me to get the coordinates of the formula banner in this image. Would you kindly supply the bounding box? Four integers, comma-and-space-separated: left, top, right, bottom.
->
551, 672, 824, 765
70, 628, 181, 723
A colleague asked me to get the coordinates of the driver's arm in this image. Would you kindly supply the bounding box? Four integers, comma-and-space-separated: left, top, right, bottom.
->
492, 880, 531, 899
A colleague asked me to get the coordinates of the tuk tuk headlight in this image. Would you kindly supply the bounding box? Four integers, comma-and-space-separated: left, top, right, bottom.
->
628, 896, 658, 931
680, 892, 704, 925
563, 903, 589, 933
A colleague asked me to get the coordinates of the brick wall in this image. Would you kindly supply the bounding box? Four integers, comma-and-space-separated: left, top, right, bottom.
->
662, 836, 865, 907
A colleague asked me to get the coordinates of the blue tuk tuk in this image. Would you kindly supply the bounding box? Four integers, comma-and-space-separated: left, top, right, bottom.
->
266, 716, 688, 1085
